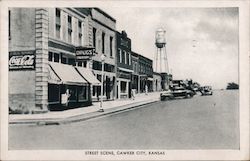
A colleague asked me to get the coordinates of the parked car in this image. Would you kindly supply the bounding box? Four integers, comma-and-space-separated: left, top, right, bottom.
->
200, 86, 213, 96
160, 86, 195, 101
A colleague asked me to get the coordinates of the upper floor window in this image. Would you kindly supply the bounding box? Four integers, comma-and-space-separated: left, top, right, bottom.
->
68, 16, 72, 29
9, 10, 11, 39
55, 8, 61, 39
56, 8, 61, 25
118, 49, 122, 63
78, 21, 82, 45
93, 27, 96, 47
68, 15, 72, 43
123, 51, 126, 64
127, 52, 130, 65
102, 32, 105, 54
110, 37, 113, 57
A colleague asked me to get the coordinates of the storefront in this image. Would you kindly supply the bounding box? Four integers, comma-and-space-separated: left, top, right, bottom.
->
117, 67, 133, 99
48, 62, 91, 111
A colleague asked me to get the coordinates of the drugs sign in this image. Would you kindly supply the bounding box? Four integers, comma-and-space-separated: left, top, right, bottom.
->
76, 47, 95, 60
9, 51, 35, 70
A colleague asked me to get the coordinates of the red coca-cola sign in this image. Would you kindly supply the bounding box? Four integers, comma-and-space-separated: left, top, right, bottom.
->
9, 51, 35, 70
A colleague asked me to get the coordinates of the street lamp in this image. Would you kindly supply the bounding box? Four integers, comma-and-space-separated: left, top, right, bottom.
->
98, 54, 105, 112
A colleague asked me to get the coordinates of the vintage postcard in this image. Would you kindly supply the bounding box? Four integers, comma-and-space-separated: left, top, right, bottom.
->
0, 0, 249, 160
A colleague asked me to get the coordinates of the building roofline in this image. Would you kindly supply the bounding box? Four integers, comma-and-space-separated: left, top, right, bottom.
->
93, 8, 116, 22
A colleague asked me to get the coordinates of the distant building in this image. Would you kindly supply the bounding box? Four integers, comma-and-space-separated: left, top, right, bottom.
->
116, 31, 133, 99
153, 72, 162, 92
138, 54, 153, 93
131, 51, 139, 93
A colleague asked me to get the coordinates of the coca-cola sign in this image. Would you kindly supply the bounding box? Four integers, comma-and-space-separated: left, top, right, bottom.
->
9, 51, 35, 70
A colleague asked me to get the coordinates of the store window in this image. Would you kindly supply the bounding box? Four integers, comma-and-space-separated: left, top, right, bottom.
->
48, 84, 60, 104
68, 86, 77, 102
78, 86, 88, 101
121, 81, 127, 93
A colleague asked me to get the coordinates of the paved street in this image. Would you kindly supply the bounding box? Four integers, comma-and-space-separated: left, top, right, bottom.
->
9, 90, 239, 150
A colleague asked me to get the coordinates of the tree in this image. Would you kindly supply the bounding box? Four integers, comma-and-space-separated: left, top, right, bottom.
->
226, 82, 239, 90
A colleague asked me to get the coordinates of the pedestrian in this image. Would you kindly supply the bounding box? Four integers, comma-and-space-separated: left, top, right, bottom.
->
131, 89, 135, 100
65, 89, 70, 107
145, 85, 148, 95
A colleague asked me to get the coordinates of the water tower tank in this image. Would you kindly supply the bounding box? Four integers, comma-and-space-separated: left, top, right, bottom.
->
155, 28, 166, 48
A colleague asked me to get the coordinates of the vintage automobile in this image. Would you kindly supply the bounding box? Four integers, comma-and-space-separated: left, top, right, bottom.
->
160, 86, 195, 101
200, 86, 213, 96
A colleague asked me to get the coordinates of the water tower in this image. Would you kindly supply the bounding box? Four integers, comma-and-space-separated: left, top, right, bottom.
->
154, 28, 170, 90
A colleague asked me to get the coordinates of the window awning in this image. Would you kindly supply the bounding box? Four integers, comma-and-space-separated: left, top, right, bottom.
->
49, 62, 88, 85
148, 77, 154, 81
118, 67, 134, 73
76, 67, 101, 86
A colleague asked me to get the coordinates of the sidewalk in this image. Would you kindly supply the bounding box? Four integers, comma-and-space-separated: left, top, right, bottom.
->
9, 92, 161, 125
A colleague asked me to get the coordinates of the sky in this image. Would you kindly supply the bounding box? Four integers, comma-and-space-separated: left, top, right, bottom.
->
102, 7, 239, 89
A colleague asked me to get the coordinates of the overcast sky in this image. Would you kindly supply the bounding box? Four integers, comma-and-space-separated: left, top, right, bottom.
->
102, 7, 239, 89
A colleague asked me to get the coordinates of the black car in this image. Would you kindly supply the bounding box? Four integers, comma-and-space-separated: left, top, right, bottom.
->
200, 86, 213, 96
160, 86, 194, 101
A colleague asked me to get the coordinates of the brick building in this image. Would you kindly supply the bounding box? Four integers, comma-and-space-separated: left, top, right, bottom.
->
116, 31, 133, 99
138, 54, 153, 93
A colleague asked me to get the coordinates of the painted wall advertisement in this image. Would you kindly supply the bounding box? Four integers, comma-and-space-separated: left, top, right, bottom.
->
9, 50, 35, 70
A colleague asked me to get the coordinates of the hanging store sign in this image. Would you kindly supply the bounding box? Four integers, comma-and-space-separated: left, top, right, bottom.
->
9, 50, 35, 70
75, 47, 95, 60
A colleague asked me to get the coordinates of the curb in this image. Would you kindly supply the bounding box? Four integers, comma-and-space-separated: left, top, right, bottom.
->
9, 99, 159, 126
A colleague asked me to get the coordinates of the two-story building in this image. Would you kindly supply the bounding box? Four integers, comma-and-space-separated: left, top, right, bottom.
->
116, 31, 133, 99
138, 54, 153, 93
131, 51, 139, 93
8, 8, 110, 113
89, 8, 117, 101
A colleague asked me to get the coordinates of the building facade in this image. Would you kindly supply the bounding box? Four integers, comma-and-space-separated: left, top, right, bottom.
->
116, 31, 133, 99
131, 51, 139, 93
8, 8, 114, 113
138, 54, 153, 93
153, 72, 162, 92
90, 8, 117, 101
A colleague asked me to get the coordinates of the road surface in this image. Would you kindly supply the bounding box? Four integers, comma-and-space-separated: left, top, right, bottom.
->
9, 90, 239, 150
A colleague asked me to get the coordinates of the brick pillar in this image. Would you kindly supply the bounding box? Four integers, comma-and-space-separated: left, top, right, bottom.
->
35, 8, 49, 112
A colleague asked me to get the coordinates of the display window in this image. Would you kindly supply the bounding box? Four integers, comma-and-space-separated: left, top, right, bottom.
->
68, 85, 77, 102
48, 84, 60, 104
78, 86, 88, 102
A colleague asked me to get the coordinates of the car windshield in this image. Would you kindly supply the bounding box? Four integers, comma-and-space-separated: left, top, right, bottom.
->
173, 87, 185, 90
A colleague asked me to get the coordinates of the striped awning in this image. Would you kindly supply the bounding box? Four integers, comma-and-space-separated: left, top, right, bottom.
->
76, 67, 101, 86
49, 62, 88, 85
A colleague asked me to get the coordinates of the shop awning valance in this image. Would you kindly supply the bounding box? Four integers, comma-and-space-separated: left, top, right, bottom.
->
76, 67, 101, 86
148, 77, 154, 81
49, 62, 88, 85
